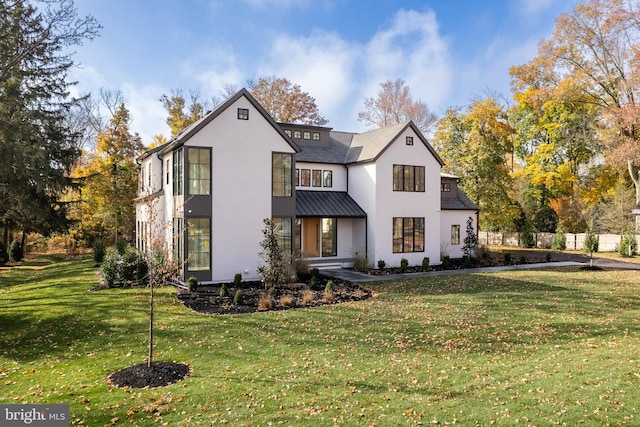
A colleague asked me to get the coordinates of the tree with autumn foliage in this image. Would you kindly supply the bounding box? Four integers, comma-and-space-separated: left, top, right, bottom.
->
160, 90, 210, 137
249, 76, 328, 125
358, 78, 437, 134
432, 98, 517, 231
75, 104, 143, 244
510, 0, 640, 230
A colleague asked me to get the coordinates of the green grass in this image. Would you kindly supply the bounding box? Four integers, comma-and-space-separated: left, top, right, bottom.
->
2, 257, 640, 425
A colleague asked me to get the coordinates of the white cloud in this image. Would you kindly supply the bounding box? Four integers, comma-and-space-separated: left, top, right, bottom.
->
259, 8, 452, 130
121, 83, 170, 144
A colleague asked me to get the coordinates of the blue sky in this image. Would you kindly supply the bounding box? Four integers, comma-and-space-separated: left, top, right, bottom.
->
70, 0, 575, 143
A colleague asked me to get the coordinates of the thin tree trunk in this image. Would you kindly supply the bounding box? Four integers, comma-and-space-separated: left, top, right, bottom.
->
148, 281, 154, 368
628, 160, 640, 233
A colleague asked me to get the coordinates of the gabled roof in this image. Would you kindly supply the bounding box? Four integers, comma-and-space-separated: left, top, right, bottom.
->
138, 88, 299, 161
343, 121, 444, 165
296, 191, 367, 217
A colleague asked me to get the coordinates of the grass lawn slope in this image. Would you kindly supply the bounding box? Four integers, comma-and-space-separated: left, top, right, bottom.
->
1, 256, 640, 425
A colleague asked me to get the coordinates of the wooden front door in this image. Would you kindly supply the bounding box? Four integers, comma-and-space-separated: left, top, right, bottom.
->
302, 218, 320, 257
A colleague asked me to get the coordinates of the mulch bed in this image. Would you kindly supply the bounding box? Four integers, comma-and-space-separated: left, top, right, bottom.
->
107, 362, 192, 389
177, 280, 372, 315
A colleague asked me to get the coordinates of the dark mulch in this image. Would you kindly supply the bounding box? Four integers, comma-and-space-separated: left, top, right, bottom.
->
177, 280, 372, 315
107, 362, 192, 389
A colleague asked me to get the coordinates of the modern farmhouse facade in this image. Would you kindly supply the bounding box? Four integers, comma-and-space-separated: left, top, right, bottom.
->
135, 89, 478, 284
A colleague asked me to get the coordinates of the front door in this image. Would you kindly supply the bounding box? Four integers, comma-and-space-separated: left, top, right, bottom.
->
302, 218, 320, 257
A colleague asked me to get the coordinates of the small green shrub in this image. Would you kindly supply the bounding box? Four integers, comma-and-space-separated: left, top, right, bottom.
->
377, 259, 386, 270
101, 247, 123, 287
92, 239, 105, 264
234, 290, 244, 305
504, 253, 512, 265
187, 276, 198, 293
9, 240, 24, 262
619, 231, 637, 257
310, 275, 320, 290
551, 231, 566, 250
463, 256, 471, 268
121, 249, 149, 285
422, 257, 430, 270
353, 255, 368, 272
546, 253, 552, 262
442, 256, 451, 270
325, 280, 334, 293
584, 231, 599, 255
234, 273, 242, 287
310, 268, 320, 281
220, 283, 229, 297
400, 258, 408, 273
519, 255, 526, 264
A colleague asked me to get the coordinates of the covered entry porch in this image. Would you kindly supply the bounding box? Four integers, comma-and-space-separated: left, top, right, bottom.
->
295, 191, 367, 269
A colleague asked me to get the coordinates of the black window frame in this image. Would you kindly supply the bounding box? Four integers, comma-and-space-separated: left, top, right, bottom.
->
393, 217, 425, 253
406, 136, 414, 145
237, 108, 249, 120
393, 164, 425, 192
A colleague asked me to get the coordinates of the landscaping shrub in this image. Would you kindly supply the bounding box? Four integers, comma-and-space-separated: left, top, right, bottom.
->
325, 280, 334, 293
310, 268, 320, 281
463, 256, 471, 269
519, 255, 526, 264
0, 242, 9, 265
302, 289, 314, 305
323, 289, 334, 302
233, 273, 242, 287
279, 294, 294, 307
220, 283, 229, 297
520, 224, 535, 248
258, 294, 274, 310
92, 239, 105, 264
187, 276, 198, 293
441, 256, 451, 270
294, 258, 309, 278
352, 255, 368, 272
619, 230, 637, 257
551, 229, 566, 250
422, 257, 430, 270
310, 268, 321, 290
101, 247, 124, 287
122, 249, 149, 285
377, 259, 386, 270
400, 258, 408, 273
9, 240, 24, 262
233, 290, 243, 304
546, 253, 552, 262
503, 253, 512, 265
584, 231, 599, 255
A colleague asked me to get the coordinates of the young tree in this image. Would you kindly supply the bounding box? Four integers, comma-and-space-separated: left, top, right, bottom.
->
358, 78, 437, 133
249, 76, 328, 125
462, 217, 478, 258
159, 89, 210, 137
257, 218, 287, 289
0, 0, 100, 239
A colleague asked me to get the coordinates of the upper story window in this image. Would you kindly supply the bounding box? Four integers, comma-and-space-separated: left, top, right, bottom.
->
188, 148, 211, 195
323, 170, 332, 188
441, 182, 451, 192
393, 165, 425, 192
237, 108, 249, 120
406, 136, 414, 145
313, 132, 320, 141
293, 130, 301, 139
173, 148, 183, 196
285, 129, 292, 137
312, 169, 322, 187
300, 169, 310, 187
272, 153, 293, 197
165, 159, 170, 186
303, 131, 311, 140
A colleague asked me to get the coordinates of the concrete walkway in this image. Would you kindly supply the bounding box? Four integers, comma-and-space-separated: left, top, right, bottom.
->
321, 257, 640, 283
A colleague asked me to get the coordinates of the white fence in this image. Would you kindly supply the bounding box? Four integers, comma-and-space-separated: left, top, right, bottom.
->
478, 231, 640, 252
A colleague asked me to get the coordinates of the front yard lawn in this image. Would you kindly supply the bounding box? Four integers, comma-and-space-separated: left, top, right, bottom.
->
1, 256, 639, 425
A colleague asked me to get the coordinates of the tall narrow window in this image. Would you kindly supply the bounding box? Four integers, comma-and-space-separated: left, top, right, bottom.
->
188, 148, 211, 195
451, 225, 460, 245
173, 148, 183, 196
301, 169, 310, 187
295, 169, 300, 186
187, 218, 210, 271
312, 169, 322, 187
393, 217, 425, 253
272, 218, 292, 255
323, 170, 332, 187
272, 153, 292, 197
165, 159, 170, 186
322, 218, 337, 257
173, 217, 184, 262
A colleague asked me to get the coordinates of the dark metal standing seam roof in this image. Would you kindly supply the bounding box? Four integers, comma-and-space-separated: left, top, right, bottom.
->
296, 191, 367, 217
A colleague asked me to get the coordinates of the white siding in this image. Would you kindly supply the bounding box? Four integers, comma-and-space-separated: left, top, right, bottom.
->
295, 162, 346, 191
440, 210, 477, 259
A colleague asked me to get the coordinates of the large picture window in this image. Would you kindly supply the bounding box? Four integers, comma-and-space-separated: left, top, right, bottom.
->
188, 148, 211, 195
173, 148, 183, 196
393, 217, 425, 253
393, 165, 425, 192
273, 153, 293, 197
187, 218, 210, 271
322, 218, 337, 257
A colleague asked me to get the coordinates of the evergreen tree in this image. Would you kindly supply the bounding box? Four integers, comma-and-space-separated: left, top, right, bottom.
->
462, 217, 478, 258
0, 0, 100, 240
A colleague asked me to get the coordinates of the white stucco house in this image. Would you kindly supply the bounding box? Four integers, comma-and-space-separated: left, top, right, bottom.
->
135, 89, 478, 284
